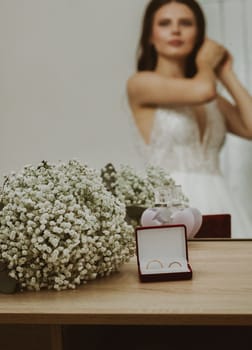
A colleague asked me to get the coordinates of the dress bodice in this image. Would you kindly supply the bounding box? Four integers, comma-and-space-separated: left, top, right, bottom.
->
143, 100, 226, 174
130, 100, 252, 237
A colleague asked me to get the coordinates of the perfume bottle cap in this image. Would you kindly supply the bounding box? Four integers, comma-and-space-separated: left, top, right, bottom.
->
154, 187, 172, 207
171, 185, 183, 206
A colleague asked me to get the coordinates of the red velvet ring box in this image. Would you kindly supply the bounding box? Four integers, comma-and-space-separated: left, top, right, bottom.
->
135, 224, 192, 282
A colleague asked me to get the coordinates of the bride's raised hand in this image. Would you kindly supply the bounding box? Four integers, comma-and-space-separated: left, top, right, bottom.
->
196, 38, 226, 70
215, 50, 234, 81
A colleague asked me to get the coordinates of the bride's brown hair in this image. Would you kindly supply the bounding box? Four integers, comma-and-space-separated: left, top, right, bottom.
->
137, 0, 206, 77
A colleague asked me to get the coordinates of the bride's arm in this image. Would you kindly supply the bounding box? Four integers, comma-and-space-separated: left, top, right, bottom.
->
127, 39, 225, 106
127, 39, 225, 107
127, 68, 216, 107
216, 52, 252, 139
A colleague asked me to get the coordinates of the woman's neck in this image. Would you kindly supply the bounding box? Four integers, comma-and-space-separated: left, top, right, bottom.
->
155, 56, 186, 78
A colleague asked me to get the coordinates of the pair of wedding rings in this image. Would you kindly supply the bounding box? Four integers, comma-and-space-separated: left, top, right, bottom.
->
146, 259, 182, 270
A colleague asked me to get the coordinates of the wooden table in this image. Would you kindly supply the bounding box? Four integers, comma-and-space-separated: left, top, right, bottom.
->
0, 240, 252, 349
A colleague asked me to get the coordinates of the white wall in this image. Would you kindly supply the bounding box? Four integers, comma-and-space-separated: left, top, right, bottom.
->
0, 0, 149, 175
1, 0, 252, 218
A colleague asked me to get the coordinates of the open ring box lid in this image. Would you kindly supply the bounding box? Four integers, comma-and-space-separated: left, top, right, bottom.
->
135, 224, 192, 282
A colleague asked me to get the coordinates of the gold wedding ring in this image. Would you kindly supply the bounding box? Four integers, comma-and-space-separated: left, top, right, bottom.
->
146, 259, 164, 269
168, 261, 182, 268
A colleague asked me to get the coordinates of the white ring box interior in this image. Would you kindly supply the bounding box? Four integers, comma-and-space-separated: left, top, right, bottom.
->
135, 224, 192, 282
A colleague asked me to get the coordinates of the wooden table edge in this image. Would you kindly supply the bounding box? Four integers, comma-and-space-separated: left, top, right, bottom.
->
1, 313, 252, 326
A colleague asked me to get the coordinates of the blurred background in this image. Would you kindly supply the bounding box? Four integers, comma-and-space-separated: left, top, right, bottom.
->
0, 0, 251, 227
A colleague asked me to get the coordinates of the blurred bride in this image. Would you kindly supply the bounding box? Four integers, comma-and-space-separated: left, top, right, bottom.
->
127, 0, 252, 237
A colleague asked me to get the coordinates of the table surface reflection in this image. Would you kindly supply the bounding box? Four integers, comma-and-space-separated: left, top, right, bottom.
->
0, 240, 252, 326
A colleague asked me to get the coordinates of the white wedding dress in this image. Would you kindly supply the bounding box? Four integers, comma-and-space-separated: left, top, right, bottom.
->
133, 100, 252, 238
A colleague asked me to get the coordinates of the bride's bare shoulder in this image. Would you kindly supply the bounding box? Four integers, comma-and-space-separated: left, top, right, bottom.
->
127, 72, 165, 107
127, 71, 160, 91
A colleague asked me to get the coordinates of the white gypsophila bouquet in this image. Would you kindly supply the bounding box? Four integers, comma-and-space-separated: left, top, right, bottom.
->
101, 163, 188, 207
0, 160, 135, 292
100, 164, 189, 226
